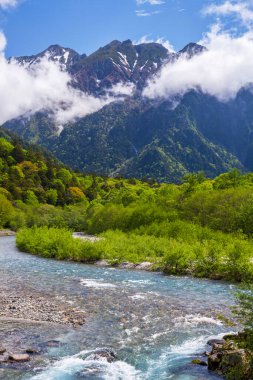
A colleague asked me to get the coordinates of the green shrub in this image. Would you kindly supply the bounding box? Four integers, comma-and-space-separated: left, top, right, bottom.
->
16, 227, 101, 262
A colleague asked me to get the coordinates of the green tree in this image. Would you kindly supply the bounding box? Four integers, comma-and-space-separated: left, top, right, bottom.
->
234, 285, 253, 350
0, 138, 14, 157
0, 194, 14, 227
46, 189, 58, 205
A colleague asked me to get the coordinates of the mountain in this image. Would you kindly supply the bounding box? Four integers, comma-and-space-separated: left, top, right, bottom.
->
70, 39, 171, 93
11, 44, 83, 71
3, 40, 253, 182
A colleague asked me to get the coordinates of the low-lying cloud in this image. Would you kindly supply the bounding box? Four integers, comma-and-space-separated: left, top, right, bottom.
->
0, 32, 133, 126
143, 25, 253, 101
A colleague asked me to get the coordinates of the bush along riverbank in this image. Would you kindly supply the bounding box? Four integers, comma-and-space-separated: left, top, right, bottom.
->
16, 224, 253, 282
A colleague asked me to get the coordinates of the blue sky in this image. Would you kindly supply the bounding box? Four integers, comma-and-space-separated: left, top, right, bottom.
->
0, 0, 220, 57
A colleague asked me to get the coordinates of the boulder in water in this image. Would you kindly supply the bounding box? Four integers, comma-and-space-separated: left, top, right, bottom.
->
0, 347, 6, 355
207, 339, 225, 346
44, 340, 61, 347
207, 337, 253, 379
0, 355, 8, 363
25, 347, 39, 354
86, 349, 117, 363
208, 353, 222, 370
191, 358, 207, 366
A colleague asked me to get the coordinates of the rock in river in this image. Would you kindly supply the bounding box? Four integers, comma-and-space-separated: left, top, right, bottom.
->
207, 339, 226, 346
86, 349, 117, 363
9, 354, 30, 362
0, 347, 6, 355
191, 358, 207, 366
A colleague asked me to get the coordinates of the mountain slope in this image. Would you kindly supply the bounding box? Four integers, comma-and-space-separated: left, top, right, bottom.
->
3, 40, 253, 182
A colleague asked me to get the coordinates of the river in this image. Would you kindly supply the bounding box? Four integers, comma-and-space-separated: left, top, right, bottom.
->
0, 236, 236, 380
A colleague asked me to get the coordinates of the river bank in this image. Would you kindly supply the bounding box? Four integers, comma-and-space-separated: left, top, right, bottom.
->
0, 286, 86, 327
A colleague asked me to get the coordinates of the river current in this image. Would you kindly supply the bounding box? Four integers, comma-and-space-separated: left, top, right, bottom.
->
0, 237, 236, 380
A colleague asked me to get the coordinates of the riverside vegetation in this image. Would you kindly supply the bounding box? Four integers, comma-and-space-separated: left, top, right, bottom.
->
0, 128, 252, 282
0, 128, 252, 377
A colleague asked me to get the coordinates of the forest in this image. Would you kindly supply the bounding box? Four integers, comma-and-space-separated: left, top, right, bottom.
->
0, 130, 252, 281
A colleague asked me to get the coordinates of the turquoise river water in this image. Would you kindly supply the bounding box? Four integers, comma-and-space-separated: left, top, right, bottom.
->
0, 236, 237, 380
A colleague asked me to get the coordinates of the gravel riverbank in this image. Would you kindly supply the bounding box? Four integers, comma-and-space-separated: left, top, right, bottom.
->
0, 287, 85, 327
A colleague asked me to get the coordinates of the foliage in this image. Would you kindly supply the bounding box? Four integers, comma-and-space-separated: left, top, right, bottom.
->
16, 224, 253, 282
234, 285, 253, 350
0, 194, 14, 228
16, 227, 101, 262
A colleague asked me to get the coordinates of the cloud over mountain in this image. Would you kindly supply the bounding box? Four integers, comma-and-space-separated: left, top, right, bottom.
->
0, 32, 126, 125
143, 0, 253, 102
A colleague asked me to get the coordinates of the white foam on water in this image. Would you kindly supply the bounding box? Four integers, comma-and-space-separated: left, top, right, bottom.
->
30, 356, 88, 380
103, 360, 142, 380
142, 314, 160, 324
175, 314, 223, 327
144, 335, 211, 380
169, 331, 233, 357
124, 279, 154, 285
128, 293, 147, 300
31, 349, 142, 380
125, 326, 140, 337
145, 330, 171, 342
80, 278, 117, 289
169, 335, 208, 356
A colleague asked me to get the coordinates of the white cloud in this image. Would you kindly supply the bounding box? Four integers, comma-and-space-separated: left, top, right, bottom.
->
0, 32, 128, 126
143, 25, 253, 101
0, 0, 17, 9
109, 82, 135, 97
134, 35, 175, 52
0, 31, 6, 50
136, 0, 165, 5
135, 9, 161, 16
135, 0, 164, 16
203, 1, 253, 26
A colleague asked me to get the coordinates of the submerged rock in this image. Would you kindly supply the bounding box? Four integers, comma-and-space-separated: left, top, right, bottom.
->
207, 339, 226, 346
25, 348, 39, 354
9, 354, 30, 362
85, 349, 117, 363
44, 340, 61, 347
0, 347, 6, 355
191, 358, 207, 366
0, 355, 8, 363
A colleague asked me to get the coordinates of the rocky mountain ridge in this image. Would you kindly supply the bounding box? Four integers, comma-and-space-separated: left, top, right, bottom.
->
13, 39, 203, 93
